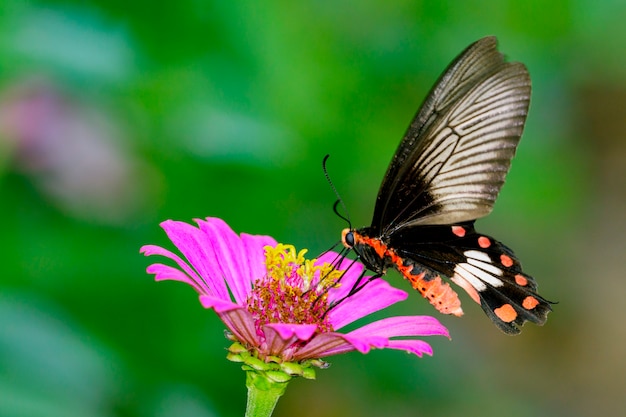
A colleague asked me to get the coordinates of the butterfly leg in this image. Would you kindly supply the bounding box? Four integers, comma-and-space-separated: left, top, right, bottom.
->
323, 270, 383, 316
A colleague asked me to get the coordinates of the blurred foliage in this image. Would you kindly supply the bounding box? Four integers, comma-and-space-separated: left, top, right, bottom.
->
1, 1, 625, 416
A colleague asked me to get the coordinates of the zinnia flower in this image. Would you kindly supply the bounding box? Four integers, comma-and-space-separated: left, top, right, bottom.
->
140, 217, 449, 417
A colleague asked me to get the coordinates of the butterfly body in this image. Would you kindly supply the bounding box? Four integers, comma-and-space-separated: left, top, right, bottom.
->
344, 227, 464, 316
341, 37, 551, 334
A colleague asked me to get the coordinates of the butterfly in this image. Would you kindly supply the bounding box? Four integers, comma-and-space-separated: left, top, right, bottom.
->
340, 36, 552, 334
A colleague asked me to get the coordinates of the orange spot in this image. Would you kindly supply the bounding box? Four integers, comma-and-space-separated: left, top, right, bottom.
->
452, 226, 466, 237
515, 274, 528, 286
523, 296, 539, 310
500, 254, 514, 267
494, 304, 517, 322
478, 236, 491, 248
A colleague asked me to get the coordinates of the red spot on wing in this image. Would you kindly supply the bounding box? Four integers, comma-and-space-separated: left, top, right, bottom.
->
515, 274, 528, 286
478, 236, 491, 248
494, 304, 517, 322
522, 296, 539, 310
500, 254, 514, 267
452, 226, 466, 237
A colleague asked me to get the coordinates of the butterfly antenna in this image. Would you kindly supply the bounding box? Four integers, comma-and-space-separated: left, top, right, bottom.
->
323, 154, 352, 229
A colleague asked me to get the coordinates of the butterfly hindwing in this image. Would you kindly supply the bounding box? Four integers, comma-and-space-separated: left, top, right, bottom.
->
388, 223, 551, 334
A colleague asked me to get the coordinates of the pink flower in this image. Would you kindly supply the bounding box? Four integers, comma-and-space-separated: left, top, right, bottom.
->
0, 80, 158, 226
140, 217, 448, 366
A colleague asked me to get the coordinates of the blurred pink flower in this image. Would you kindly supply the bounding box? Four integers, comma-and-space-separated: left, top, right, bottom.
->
140, 217, 449, 364
0, 80, 158, 225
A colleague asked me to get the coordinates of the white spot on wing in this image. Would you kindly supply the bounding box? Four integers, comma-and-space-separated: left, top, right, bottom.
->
464, 250, 491, 262
466, 257, 503, 276
454, 260, 504, 291
453, 264, 487, 291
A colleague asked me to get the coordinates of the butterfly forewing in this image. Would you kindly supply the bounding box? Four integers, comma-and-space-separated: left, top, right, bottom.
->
372, 37, 531, 235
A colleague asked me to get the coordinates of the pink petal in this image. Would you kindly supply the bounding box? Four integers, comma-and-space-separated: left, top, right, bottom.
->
386, 340, 434, 357
195, 218, 253, 304
261, 326, 299, 357
261, 324, 318, 358
159, 220, 231, 300
264, 323, 318, 341
145, 263, 205, 293
215, 306, 261, 348
328, 279, 408, 330
141, 244, 211, 294
306, 316, 448, 358
341, 334, 388, 353
348, 315, 449, 339
241, 233, 277, 282
292, 332, 356, 360
199, 294, 241, 313
196, 295, 260, 347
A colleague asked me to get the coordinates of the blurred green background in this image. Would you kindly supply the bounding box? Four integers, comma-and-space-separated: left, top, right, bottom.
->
1, 1, 625, 416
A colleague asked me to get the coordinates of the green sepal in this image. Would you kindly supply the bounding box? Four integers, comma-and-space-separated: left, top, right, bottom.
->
226, 352, 244, 362
280, 361, 304, 376
302, 367, 316, 380
245, 355, 270, 371
228, 342, 248, 354
265, 370, 292, 383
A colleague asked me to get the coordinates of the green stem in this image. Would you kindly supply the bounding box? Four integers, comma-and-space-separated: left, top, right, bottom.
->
244, 371, 289, 417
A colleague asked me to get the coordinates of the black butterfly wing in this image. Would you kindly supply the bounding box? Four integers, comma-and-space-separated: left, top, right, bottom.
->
388, 223, 551, 334
371, 37, 531, 235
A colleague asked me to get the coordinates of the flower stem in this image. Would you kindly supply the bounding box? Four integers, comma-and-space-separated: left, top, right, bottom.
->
244, 371, 289, 417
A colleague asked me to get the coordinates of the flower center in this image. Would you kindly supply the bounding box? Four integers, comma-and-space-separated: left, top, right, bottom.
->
247, 244, 342, 333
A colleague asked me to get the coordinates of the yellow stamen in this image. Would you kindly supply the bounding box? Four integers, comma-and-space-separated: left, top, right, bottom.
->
247, 244, 344, 332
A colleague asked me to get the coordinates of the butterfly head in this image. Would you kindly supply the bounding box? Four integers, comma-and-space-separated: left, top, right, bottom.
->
341, 228, 355, 249
342, 228, 389, 275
